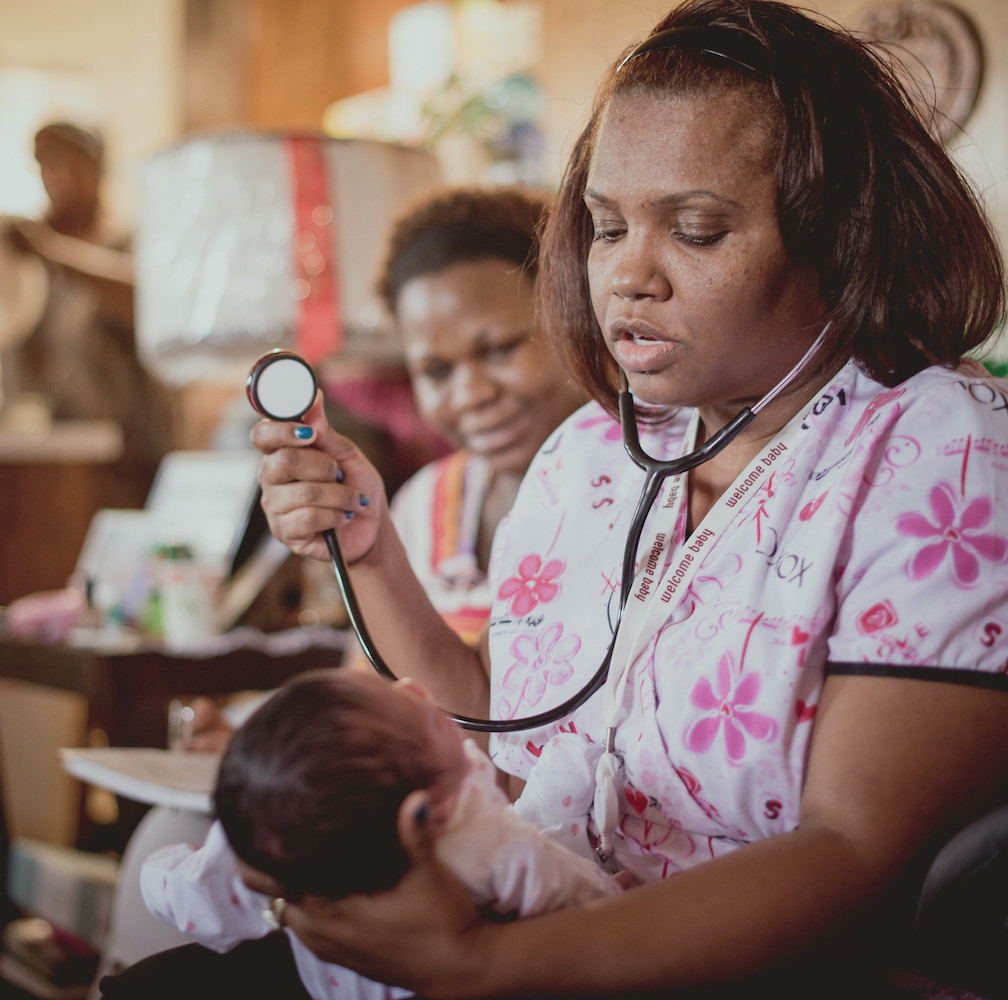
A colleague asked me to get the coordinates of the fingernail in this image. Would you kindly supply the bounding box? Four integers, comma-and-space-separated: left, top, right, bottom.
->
359, 494, 370, 507
335, 469, 345, 483
345, 510, 355, 520
415, 802, 428, 824
295, 426, 312, 440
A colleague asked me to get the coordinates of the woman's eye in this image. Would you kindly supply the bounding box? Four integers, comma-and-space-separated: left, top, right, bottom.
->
674, 227, 729, 248
484, 337, 524, 362
420, 362, 452, 381
591, 224, 625, 243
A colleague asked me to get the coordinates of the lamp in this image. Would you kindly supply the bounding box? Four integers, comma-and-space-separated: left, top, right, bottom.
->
134, 132, 442, 387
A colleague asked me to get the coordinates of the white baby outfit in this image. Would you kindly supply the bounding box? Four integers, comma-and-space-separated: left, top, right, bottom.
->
141, 741, 617, 1000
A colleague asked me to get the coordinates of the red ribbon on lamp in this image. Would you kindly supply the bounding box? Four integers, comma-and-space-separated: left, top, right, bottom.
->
285, 136, 342, 364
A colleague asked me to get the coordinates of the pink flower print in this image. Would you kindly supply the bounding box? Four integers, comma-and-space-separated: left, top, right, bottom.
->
895, 483, 1008, 587
576, 412, 622, 444
684, 654, 778, 763
500, 622, 580, 712
497, 553, 564, 616
844, 387, 904, 446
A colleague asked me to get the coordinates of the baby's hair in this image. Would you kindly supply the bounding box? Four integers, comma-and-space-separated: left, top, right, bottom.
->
214, 668, 443, 899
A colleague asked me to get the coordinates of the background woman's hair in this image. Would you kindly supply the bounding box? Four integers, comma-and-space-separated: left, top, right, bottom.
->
214, 669, 442, 899
377, 184, 551, 314
539, 0, 1006, 414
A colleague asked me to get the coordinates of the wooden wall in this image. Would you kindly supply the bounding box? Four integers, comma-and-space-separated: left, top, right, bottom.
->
182, 0, 417, 132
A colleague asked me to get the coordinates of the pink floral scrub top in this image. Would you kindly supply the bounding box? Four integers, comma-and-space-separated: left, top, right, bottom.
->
490, 360, 1008, 884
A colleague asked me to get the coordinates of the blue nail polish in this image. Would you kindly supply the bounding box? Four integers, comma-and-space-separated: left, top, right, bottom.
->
295, 426, 312, 440
415, 802, 428, 824
345, 510, 355, 520
336, 469, 345, 483
359, 494, 371, 507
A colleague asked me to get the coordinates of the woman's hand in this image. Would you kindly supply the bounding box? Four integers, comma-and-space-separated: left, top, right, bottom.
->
251, 391, 389, 565
246, 790, 488, 999
5, 217, 45, 256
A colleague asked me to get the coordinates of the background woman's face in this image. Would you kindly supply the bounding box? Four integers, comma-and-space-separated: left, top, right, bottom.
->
34, 132, 99, 216
584, 87, 823, 412
397, 257, 582, 475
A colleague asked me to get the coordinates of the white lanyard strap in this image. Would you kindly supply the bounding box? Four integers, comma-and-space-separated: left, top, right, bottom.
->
593, 390, 821, 867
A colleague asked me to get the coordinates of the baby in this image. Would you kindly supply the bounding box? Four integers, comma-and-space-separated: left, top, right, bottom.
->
141, 668, 619, 1000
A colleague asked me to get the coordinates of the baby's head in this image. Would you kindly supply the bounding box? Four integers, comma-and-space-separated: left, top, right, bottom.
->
214, 668, 467, 899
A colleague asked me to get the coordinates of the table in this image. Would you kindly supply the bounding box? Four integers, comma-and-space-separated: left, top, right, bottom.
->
0, 419, 134, 606
0, 628, 349, 848
0, 628, 349, 750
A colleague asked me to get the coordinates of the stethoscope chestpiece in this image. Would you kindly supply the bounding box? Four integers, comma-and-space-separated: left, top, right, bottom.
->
247, 349, 318, 422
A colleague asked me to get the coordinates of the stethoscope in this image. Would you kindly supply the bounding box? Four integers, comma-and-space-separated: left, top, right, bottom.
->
247, 327, 828, 734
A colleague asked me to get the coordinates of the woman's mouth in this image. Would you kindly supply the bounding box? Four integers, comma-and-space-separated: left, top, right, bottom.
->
462, 417, 526, 456
611, 331, 678, 373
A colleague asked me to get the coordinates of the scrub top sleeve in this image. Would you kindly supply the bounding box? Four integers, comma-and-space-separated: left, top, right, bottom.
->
827, 376, 1008, 688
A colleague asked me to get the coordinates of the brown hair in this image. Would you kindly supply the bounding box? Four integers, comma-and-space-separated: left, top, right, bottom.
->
538, 0, 1005, 415
376, 185, 550, 314
214, 669, 443, 899
35, 121, 105, 164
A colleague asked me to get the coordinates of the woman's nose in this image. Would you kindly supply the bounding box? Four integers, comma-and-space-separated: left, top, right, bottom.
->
610, 240, 671, 301
450, 361, 497, 410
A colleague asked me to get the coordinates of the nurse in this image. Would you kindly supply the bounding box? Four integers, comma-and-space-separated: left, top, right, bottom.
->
119, 0, 1008, 996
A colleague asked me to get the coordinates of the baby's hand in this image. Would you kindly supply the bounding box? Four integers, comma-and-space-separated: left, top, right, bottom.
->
613, 870, 638, 890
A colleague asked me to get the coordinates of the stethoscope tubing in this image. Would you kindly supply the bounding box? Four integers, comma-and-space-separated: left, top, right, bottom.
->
325, 391, 756, 734
255, 327, 829, 735
324, 526, 617, 732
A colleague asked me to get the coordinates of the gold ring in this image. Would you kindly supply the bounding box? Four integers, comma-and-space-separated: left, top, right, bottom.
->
262, 897, 287, 931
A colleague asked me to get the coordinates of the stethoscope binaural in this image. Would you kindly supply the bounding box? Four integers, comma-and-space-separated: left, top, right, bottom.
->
247, 329, 828, 734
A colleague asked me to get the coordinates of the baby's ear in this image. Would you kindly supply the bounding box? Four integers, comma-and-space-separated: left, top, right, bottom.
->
236, 859, 286, 899
396, 789, 441, 855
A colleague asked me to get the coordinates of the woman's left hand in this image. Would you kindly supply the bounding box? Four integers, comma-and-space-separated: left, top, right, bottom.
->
7, 218, 55, 258
241, 790, 488, 998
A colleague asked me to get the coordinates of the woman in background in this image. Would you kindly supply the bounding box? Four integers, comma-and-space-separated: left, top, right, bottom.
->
368, 184, 585, 647
190, 184, 584, 742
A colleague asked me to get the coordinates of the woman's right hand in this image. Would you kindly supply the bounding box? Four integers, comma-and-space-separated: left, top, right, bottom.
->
251, 391, 389, 565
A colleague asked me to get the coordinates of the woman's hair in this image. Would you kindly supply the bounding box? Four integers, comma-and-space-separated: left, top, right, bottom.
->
376, 184, 551, 314
539, 0, 1006, 414
214, 669, 443, 899
35, 121, 105, 164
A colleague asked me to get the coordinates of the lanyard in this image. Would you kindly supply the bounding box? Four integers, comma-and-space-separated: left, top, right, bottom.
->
593, 394, 817, 868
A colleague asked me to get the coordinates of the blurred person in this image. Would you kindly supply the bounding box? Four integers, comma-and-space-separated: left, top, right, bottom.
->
1, 121, 175, 501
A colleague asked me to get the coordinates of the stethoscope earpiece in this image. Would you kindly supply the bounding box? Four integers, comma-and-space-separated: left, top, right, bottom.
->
247, 350, 319, 422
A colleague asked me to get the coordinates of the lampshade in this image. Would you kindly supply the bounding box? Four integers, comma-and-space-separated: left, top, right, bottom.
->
134, 132, 442, 386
